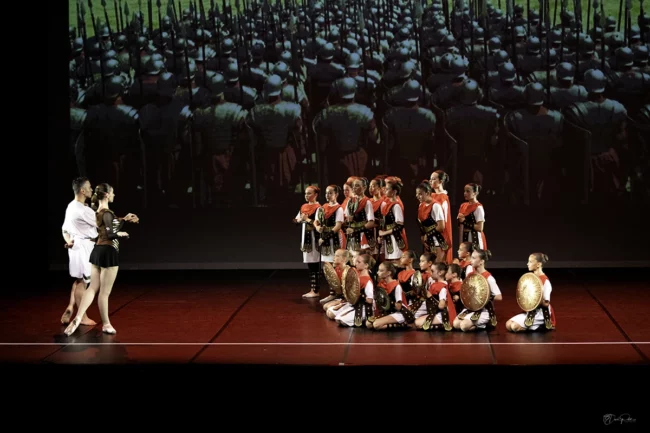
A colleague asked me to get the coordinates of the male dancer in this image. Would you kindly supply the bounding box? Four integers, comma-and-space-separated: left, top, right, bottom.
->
60, 177, 97, 326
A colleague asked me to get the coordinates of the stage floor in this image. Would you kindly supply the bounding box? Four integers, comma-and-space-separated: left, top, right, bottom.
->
3, 269, 649, 365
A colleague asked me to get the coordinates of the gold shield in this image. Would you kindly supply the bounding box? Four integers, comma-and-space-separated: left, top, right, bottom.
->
460, 272, 490, 311
323, 262, 343, 295
516, 272, 544, 312
342, 266, 361, 305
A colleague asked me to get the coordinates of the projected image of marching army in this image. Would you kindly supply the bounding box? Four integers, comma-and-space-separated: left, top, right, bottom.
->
69, 0, 650, 211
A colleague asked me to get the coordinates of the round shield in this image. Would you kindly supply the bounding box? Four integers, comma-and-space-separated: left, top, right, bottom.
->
323, 262, 343, 295
460, 272, 490, 311
342, 266, 361, 305
516, 272, 544, 312
374, 287, 391, 312
412, 270, 423, 293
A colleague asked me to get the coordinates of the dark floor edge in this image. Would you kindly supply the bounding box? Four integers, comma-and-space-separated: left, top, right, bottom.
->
41, 285, 160, 363
187, 270, 278, 364
48, 261, 650, 271
583, 287, 650, 364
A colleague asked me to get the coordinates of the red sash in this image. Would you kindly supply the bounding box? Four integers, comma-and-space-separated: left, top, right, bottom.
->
300, 202, 321, 216
449, 281, 462, 294
459, 201, 481, 216
322, 203, 340, 220
370, 197, 383, 213
360, 275, 372, 292
468, 270, 492, 280
379, 280, 407, 305
428, 281, 456, 323
398, 269, 415, 284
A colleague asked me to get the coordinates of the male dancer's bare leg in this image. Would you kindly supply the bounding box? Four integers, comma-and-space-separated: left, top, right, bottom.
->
61, 279, 96, 325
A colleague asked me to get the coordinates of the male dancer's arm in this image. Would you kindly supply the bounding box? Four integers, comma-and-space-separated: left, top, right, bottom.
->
62, 229, 73, 248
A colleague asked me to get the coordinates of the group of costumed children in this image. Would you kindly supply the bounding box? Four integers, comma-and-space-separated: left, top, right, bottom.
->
293, 172, 556, 333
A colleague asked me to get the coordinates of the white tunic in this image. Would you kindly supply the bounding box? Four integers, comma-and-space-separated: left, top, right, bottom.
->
509, 278, 552, 330
381, 201, 405, 260
62, 200, 98, 281
318, 206, 345, 263
429, 202, 446, 248
335, 279, 375, 326
458, 274, 501, 329
296, 210, 321, 263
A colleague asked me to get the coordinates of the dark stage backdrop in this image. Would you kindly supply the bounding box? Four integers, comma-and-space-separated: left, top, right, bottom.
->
54, 1, 650, 272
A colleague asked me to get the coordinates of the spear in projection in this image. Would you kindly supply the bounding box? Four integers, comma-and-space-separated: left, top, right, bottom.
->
79, 0, 93, 85
167, 0, 177, 71
234, 0, 244, 105
600, 0, 606, 70
625, 0, 632, 46
113, 0, 120, 32
100, 0, 115, 45
507, 0, 518, 82
414, 1, 424, 101
358, 7, 369, 92
483, 0, 490, 96
117, 0, 123, 32
181, 25, 197, 208
560, 0, 568, 63
138, 0, 144, 34
148, 0, 154, 38
199, 0, 208, 85
545, 0, 551, 102
88, 0, 99, 37
157, 0, 163, 53
642, 0, 647, 43
124, 2, 130, 33
574, 0, 581, 80
288, 13, 305, 195
212, 0, 222, 73
618, 0, 623, 32
88, 0, 106, 97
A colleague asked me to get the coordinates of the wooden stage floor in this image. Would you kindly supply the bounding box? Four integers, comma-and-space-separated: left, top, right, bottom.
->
3, 269, 649, 365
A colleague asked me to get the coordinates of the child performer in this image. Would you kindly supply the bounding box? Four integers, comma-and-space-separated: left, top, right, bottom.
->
341, 177, 355, 209
367, 262, 411, 330
378, 176, 407, 263
396, 250, 418, 304
334, 253, 376, 327
344, 177, 375, 253
457, 183, 487, 251
446, 263, 464, 320
324, 249, 353, 318
506, 253, 556, 332
409, 253, 436, 320
294, 186, 322, 298
415, 180, 448, 263
414, 262, 456, 331
453, 242, 474, 279
315, 185, 346, 304
368, 176, 387, 266
430, 170, 453, 263
453, 249, 502, 332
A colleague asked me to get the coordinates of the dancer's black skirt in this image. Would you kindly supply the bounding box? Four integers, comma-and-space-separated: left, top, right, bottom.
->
89, 245, 119, 268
